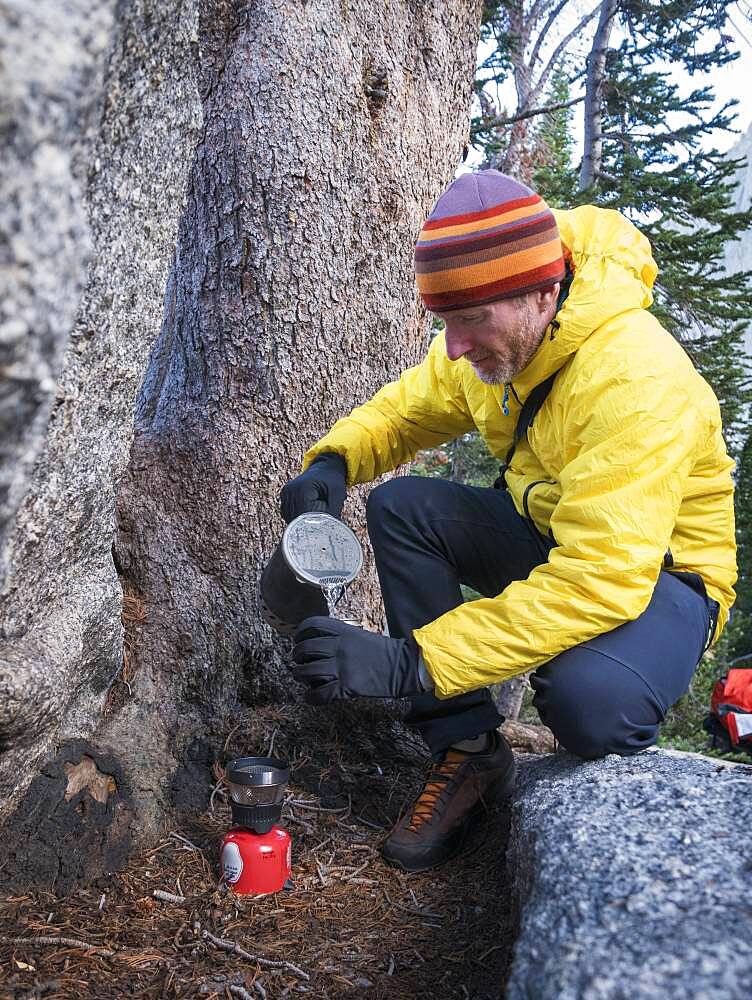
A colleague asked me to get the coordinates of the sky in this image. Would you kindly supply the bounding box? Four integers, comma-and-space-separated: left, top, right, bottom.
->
719, 2, 752, 145
670, 7, 752, 152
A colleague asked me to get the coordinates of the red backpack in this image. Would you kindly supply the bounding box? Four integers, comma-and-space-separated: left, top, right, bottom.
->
704, 668, 752, 755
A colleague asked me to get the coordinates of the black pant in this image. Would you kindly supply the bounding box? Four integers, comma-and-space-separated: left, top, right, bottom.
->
366, 476, 717, 759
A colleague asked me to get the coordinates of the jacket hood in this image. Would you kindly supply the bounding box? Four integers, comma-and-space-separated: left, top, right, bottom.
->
510, 205, 658, 399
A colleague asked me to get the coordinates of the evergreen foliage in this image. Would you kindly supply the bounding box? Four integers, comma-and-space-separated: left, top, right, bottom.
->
727, 429, 752, 664
572, 1, 752, 434
473, 2, 518, 170
477, 1, 515, 88
412, 431, 500, 488
472, 2, 752, 437
532, 68, 578, 208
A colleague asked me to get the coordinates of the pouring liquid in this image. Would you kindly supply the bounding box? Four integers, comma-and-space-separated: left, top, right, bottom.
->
318, 574, 349, 617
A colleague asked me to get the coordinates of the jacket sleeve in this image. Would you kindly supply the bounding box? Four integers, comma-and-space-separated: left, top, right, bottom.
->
413, 369, 709, 698
302, 333, 476, 484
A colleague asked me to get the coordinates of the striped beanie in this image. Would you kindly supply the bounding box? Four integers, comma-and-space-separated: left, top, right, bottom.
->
414, 170, 565, 312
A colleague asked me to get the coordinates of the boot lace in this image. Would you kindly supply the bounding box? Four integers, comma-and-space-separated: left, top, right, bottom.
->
407, 751, 467, 832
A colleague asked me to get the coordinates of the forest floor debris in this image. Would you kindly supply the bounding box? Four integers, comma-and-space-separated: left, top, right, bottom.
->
0, 703, 522, 999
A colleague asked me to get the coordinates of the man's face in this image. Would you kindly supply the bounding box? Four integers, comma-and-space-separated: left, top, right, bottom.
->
434, 288, 558, 385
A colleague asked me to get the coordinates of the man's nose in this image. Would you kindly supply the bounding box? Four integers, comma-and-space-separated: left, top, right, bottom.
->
444, 326, 475, 361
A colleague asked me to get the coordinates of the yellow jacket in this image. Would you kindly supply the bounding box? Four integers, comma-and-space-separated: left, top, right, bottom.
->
303, 206, 737, 699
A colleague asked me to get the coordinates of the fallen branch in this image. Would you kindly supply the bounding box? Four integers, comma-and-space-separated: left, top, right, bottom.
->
351, 814, 386, 830
153, 889, 188, 905
154, 887, 224, 908
286, 797, 350, 813
202, 930, 310, 981
0, 935, 115, 957
229, 987, 254, 1000
284, 813, 315, 835
169, 831, 202, 852
209, 780, 227, 813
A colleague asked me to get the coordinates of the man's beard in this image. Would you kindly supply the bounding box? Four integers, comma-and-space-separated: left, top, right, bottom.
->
470, 303, 545, 385
471, 359, 516, 385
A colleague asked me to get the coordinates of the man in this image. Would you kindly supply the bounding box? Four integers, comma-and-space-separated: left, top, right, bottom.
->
281, 170, 737, 873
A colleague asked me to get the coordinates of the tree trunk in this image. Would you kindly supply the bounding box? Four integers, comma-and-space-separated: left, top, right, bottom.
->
0, 1, 114, 580
495, 0, 533, 178
0, 0, 482, 891
579, 0, 618, 191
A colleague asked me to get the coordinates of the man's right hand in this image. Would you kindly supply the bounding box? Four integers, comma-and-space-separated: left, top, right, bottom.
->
280, 452, 348, 524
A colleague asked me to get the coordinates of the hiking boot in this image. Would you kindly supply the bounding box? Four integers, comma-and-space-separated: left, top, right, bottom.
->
380, 730, 515, 872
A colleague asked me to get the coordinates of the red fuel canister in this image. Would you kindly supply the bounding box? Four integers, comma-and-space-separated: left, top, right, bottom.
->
221, 825, 291, 896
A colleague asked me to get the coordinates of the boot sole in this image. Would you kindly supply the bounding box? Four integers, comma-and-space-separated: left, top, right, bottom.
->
380, 759, 516, 873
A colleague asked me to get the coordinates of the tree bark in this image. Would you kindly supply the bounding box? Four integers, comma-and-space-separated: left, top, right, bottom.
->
496, 0, 534, 177
0, 0, 204, 890
0, 0, 482, 891
579, 0, 618, 191
0, 1, 114, 580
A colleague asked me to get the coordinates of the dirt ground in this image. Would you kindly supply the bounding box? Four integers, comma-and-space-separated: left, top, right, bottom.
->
0, 704, 520, 1000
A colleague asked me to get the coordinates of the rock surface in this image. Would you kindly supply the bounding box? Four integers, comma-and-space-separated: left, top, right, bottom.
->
506, 749, 752, 1000
722, 120, 752, 358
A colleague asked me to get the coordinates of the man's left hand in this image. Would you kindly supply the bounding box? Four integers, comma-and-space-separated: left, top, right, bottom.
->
292, 617, 428, 703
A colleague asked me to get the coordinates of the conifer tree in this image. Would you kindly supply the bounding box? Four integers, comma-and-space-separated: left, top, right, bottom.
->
573, 0, 752, 434
473, 1, 596, 180
532, 67, 578, 208
728, 430, 752, 664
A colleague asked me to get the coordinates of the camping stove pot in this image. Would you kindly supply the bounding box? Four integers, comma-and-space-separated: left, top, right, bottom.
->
220, 756, 292, 896
260, 512, 363, 634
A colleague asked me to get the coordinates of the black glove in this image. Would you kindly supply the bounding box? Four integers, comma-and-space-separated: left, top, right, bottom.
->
280, 452, 347, 524
292, 616, 429, 703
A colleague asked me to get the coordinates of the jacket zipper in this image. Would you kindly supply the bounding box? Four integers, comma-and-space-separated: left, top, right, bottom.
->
501, 383, 523, 417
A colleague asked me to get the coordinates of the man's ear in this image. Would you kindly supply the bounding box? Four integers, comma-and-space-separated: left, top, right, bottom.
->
536, 283, 560, 316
